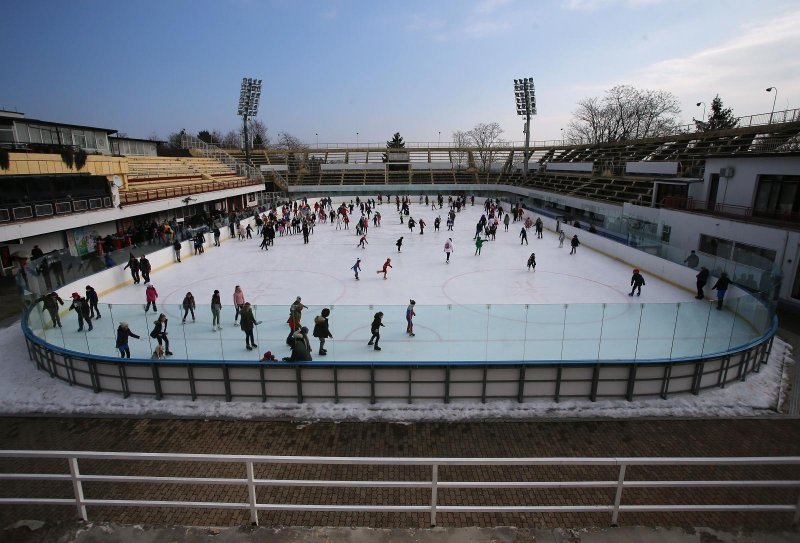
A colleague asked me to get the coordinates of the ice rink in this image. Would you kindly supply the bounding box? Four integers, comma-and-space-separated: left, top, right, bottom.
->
28, 198, 762, 362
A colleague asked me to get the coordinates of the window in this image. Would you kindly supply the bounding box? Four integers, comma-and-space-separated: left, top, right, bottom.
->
0, 122, 14, 143
754, 174, 800, 216
699, 234, 775, 270
661, 224, 671, 243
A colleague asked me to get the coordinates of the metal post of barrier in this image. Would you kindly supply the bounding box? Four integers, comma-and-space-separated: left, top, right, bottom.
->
68, 457, 88, 521
430, 464, 439, 527
246, 461, 258, 525
610, 463, 626, 526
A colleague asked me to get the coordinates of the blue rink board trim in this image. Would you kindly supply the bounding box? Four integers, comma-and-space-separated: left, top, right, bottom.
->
21, 311, 778, 369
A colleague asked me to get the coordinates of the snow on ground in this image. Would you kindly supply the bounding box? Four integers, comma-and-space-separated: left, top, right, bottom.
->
1, 198, 791, 420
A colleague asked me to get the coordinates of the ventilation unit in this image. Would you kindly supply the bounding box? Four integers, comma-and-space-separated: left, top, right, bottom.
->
719, 166, 735, 178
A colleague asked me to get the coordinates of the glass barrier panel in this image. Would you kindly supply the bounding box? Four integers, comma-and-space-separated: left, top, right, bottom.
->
598, 303, 642, 360
445, 304, 489, 362
702, 298, 737, 356
524, 303, 566, 361
488, 304, 528, 362
636, 303, 679, 359
727, 296, 762, 350
671, 301, 712, 358
561, 303, 604, 361
86, 303, 119, 358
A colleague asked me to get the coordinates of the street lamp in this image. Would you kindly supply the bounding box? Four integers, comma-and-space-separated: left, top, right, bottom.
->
766, 87, 777, 124
438, 131, 441, 146
560, 128, 564, 143
514, 77, 536, 179
356, 132, 359, 146
315, 133, 319, 147
696, 101, 706, 121
237, 77, 262, 166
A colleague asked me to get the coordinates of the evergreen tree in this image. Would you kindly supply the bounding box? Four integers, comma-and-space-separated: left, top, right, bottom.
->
197, 130, 212, 143
383, 132, 407, 170
695, 95, 738, 132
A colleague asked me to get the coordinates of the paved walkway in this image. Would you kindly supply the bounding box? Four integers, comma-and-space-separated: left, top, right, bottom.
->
1, 417, 799, 530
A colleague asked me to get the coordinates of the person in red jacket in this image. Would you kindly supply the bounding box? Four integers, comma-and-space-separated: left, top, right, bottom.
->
377, 258, 392, 279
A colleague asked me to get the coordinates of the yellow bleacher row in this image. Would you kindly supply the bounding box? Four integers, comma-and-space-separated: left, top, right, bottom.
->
124, 156, 242, 191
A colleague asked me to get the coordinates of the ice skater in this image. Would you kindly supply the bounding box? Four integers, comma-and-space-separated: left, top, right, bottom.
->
535, 218, 543, 239
559, 230, 566, 248
352, 258, 362, 280
115, 322, 140, 359
367, 311, 385, 351
570, 235, 580, 255
629, 269, 645, 296
124, 254, 140, 284
357, 235, 368, 249
527, 253, 536, 271
69, 292, 93, 332
444, 238, 454, 263
233, 285, 245, 325
475, 236, 484, 256
695, 266, 709, 299
712, 272, 731, 310
144, 284, 158, 313
85, 285, 101, 319
181, 292, 196, 323
418, 218, 426, 235
406, 300, 416, 336
211, 289, 222, 331
519, 226, 528, 245
240, 302, 258, 350
150, 313, 173, 356
173, 239, 182, 262
377, 258, 392, 279
396, 237, 403, 252
312, 308, 333, 356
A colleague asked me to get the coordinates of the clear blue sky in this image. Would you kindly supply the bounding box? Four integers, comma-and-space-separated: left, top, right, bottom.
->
2, 0, 798, 145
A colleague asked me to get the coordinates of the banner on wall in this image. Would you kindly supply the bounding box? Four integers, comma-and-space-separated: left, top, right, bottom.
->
246, 193, 257, 206
69, 227, 98, 257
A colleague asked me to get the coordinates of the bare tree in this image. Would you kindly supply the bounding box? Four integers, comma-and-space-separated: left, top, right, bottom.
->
221, 130, 240, 148
248, 118, 270, 148
566, 85, 681, 144
467, 122, 504, 171
451, 130, 470, 170
165, 131, 183, 148
274, 131, 307, 149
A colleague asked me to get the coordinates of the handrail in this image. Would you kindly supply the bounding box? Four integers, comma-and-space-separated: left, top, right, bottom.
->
180, 133, 264, 182
1, 451, 798, 527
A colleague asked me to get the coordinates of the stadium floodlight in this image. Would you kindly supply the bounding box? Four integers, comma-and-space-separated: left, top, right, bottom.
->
238, 77, 263, 165
513, 77, 536, 178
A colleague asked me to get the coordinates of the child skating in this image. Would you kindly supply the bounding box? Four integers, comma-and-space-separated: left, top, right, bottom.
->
377, 258, 392, 279
629, 268, 645, 296
352, 258, 362, 280
527, 253, 536, 271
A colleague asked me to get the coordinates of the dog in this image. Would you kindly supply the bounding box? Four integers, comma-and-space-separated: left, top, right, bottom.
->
151, 345, 165, 360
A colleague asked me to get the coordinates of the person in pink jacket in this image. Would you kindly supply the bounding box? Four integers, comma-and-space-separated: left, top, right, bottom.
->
145, 284, 158, 313
233, 285, 245, 325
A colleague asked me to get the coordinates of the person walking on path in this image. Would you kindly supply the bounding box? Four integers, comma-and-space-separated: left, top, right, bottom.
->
570, 235, 580, 255
712, 272, 731, 310
527, 253, 536, 271
144, 284, 158, 313
367, 311, 385, 351
172, 239, 182, 263
629, 269, 645, 297
139, 255, 152, 283
36, 291, 64, 328
377, 258, 392, 279
115, 322, 140, 358
396, 237, 403, 252
684, 250, 700, 269
211, 290, 222, 331
696, 267, 709, 299
181, 292, 196, 323
233, 286, 245, 325
313, 308, 333, 356
85, 285, 101, 319
475, 236, 485, 256
406, 300, 416, 336
124, 254, 140, 284
287, 296, 308, 345
519, 226, 528, 245
69, 292, 93, 332
352, 258, 362, 280
559, 230, 566, 248
240, 302, 258, 350
150, 313, 173, 356
444, 238, 454, 263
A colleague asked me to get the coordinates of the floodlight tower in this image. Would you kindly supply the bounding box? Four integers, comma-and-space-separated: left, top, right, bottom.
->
237, 77, 262, 166
514, 77, 536, 179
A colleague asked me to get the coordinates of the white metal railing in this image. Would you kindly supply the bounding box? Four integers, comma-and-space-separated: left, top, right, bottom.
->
1, 451, 798, 527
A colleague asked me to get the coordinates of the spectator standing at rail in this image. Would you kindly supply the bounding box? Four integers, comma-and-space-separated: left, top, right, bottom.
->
124, 254, 140, 284
684, 250, 700, 269
144, 284, 158, 313
181, 292, 196, 323
69, 292, 93, 332
85, 285, 101, 319
313, 308, 333, 356
115, 322, 140, 359
629, 269, 645, 297
696, 267, 710, 299
712, 272, 731, 310
367, 311, 385, 351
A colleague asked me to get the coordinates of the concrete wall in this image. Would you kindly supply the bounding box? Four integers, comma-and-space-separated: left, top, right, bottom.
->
626, 161, 679, 175
695, 156, 800, 208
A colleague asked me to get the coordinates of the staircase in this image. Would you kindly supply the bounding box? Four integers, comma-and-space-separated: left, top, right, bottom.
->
180, 133, 289, 192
